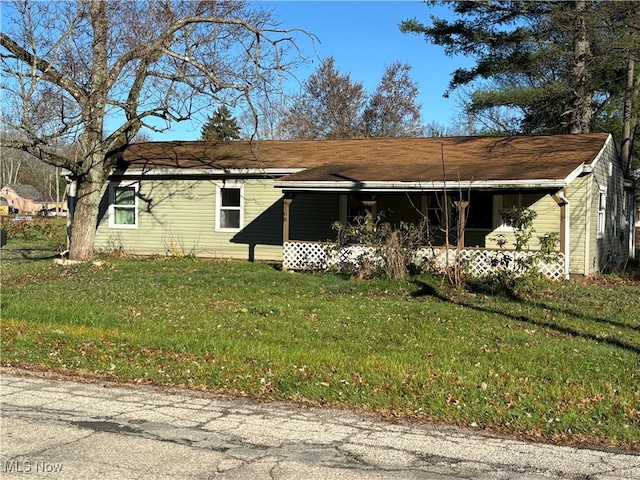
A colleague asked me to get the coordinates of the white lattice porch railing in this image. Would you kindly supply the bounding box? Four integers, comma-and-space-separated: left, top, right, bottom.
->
283, 242, 566, 280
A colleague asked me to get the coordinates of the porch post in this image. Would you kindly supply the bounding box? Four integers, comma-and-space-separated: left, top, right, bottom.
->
552, 190, 571, 279
362, 199, 377, 230
558, 201, 566, 252
454, 201, 469, 249
283, 194, 295, 243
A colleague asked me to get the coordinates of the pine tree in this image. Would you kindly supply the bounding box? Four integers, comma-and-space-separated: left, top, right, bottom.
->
201, 106, 241, 141
400, 0, 640, 139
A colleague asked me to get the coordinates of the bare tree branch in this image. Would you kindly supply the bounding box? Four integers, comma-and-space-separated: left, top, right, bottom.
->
0, 0, 314, 259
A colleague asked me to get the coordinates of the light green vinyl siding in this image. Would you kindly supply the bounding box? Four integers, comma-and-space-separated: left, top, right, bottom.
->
483, 193, 560, 251
565, 137, 631, 275
566, 176, 589, 274
523, 193, 558, 250
95, 179, 284, 261
585, 139, 630, 273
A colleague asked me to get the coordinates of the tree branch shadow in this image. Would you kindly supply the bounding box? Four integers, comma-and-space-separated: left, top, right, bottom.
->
1, 247, 62, 262
515, 297, 639, 332
411, 279, 640, 355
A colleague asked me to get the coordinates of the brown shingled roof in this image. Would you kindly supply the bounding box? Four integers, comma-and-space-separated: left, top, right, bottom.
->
119, 133, 612, 183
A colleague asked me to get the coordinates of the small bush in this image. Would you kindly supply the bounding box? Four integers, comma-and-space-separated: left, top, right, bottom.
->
481, 207, 560, 298
1, 217, 67, 250
330, 214, 429, 280
612, 257, 640, 282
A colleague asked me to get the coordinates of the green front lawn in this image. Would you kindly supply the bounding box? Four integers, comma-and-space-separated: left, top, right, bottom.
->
1, 255, 639, 450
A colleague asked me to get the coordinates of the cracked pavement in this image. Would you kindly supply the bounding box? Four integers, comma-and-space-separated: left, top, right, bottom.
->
1, 371, 638, 479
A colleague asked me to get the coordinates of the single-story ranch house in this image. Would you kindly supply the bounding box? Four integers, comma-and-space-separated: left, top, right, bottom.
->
92, 133, 635, 278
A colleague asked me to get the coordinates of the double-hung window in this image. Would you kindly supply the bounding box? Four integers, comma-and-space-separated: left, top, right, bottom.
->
494, 194, 540, 230
597, 186, 606, 237
109, 182, 138, 228
216, 184, 243, 231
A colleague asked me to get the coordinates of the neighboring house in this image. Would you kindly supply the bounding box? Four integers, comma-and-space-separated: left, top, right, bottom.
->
93, 133, 635, 277
0, 197, 9, 215
1, 184, 46, 215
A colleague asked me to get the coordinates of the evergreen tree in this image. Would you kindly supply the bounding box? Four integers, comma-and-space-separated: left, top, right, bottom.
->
400, 0, 640, 140
201, 106, 241, 141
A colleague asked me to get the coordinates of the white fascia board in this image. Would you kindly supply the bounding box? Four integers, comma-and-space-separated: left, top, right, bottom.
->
112, 168, 304, 177
564, 163, 590, 184
583, 133, 613, 172
563, 134, 614, 183
274, 179, 568, 192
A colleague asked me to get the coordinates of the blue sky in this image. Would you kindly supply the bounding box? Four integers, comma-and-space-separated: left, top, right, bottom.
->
167, 0, 470, 140
1, 0, 469, 141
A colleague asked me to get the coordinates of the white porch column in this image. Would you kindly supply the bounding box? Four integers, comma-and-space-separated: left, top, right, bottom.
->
553, 190, 571, 279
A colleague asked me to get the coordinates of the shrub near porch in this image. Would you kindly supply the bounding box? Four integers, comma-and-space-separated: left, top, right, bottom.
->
1, 258, 639, 450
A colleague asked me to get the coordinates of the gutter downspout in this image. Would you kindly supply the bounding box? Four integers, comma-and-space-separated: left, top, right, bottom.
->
631, 191, 637, 260
557, 191, 571, 279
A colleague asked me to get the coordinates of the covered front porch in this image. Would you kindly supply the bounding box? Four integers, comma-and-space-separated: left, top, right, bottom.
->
282, 241, 566, 280
279, 189, 570, 280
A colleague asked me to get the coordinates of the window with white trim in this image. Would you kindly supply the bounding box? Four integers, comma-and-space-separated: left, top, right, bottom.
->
109, 182, 138, 228
216, 184, 243, 231
494, 194, 539, 229
597, 186, 606, 237
495, 194, 519, 229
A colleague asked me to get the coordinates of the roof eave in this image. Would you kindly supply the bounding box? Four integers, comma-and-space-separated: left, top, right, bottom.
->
563, 133, 615, 183
110, 167, 304, 177
274, 179, 568, 192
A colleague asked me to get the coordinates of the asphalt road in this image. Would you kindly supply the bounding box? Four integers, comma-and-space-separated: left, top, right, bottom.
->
1, 370, 638, 479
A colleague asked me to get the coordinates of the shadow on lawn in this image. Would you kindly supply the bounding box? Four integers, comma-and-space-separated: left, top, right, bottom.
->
0, 247, 61, 262
411, 280, 640, 356
516, 297, 640, 332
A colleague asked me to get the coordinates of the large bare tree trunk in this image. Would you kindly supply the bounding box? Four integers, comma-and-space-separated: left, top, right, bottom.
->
2, 0, 307, 261
68, 152, 109, 261
621, 25, 640, 175
65, 2, 110, 261
621, 57, 635, 171
569, 0, 592, 134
